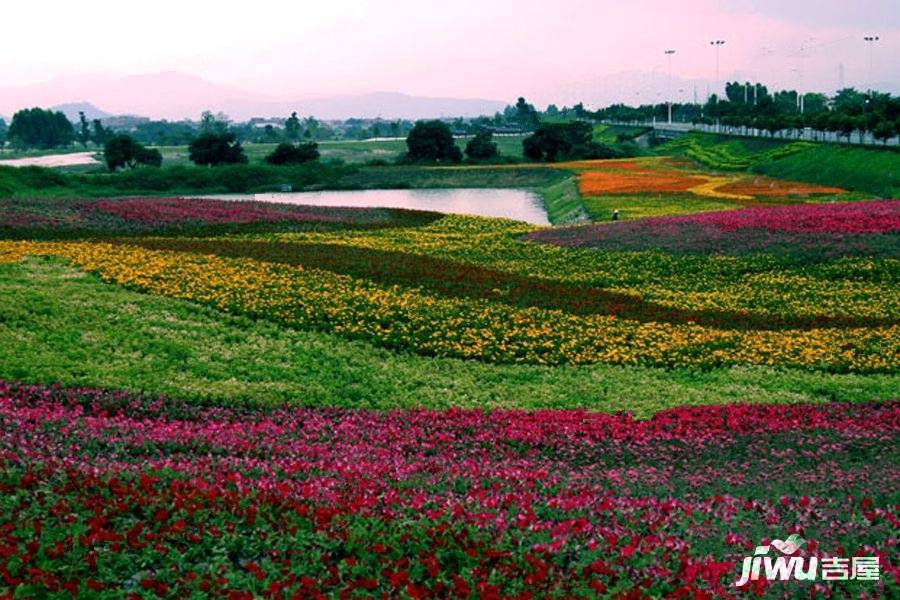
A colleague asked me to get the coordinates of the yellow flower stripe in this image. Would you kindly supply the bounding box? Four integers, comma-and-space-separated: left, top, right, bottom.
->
260, 216, 899, 321
1, 240, 896, 373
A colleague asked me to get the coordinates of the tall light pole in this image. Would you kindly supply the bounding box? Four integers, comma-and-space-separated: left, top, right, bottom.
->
710, 40, 725, 102
665, 49, 676, 123
863, 35, 880, 94
796, 37, 815, 113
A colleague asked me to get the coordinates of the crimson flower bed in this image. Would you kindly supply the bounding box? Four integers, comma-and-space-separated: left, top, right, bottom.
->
524, 200, 900, 259
84, 198, 390, 226
0, 197, 441, 239
0, 382, 897, 598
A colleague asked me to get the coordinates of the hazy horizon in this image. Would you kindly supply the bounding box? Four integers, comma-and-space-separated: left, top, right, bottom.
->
2, 0, 898, 120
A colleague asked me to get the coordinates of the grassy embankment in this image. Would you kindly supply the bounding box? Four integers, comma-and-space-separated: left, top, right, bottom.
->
0, 160, 583, 224
1, 257, 894, 416
661, 133, 900, 197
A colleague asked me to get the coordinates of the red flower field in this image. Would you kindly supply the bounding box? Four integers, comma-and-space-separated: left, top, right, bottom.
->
0, 382, 896, 598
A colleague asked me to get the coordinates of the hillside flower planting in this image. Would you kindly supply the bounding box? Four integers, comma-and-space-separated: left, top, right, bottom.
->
549, 158, 845, 202
715, 176, 844, 198
0, 182, 895, 598
524, 199, 900, 258
4, 7, 900, 600
0, 381, 897, 598
1, 239, 897, 372
0, 200, 897, 373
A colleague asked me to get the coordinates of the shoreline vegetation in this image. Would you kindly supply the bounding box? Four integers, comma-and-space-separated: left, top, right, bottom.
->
1, 130, 898, 230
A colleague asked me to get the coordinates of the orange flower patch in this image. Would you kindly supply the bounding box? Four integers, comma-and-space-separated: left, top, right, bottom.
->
715, 176, 844, 197
578, 169, 707, 196
554, 159, 647, 171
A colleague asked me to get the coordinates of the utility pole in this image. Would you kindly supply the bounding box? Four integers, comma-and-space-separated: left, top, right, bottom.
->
665, 49, 676, 124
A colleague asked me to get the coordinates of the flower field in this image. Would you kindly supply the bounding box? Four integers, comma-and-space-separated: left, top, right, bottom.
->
550, 158, 846, 204
525, 199, 900, 257
0, 381, 897, 598
0, 198, 897, 373
0, 237, 896, 372
0, 163, 897, 597
0, 196, 440, 238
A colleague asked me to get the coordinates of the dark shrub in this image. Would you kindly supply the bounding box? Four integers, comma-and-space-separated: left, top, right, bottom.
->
104, 134, 163, 171
523, 122, 630, 162
188, 132, 248, 166
405, 120, 462, 163
465, 132, 499, 161
265, 142, 320, 165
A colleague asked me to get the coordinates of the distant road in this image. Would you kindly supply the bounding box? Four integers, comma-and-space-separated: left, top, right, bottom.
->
607, 120, 900, 147
0, 152, 100, 168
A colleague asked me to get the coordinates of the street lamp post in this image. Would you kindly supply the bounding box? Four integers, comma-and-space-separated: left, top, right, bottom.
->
710, 40, 725, 102
665, 49, 676, 124
863, 35, 880, 94
710, 40, 725, 132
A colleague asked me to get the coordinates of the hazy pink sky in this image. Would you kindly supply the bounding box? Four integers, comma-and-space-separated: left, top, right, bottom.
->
3, 0, 897, 105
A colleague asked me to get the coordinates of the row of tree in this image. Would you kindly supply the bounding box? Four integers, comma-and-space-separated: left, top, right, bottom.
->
593, 85, 900, 143
101, 130, 320, 171
402, 119, 630, 164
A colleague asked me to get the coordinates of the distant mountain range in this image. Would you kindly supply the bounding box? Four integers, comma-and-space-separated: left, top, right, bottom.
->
0, 72, 508, 121
49, 102, 113, 122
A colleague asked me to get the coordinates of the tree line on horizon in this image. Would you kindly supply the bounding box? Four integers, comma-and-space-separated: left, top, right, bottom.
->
2, 83, 897, 165
592, 83, 900, 144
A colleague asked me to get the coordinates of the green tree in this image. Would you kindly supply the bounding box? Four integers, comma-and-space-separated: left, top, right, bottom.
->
464, 131, 499, 161
103, 134, 162, 170
725, 81, 747, 104
802, 93, 828, 114
265, 142, 320, 165
303, 116, 320, 139
7, 107, 75, 149
0, 118, 6, 147
262, 124, 280, 143
284, 112, 302, 142
833, 88, 866, 115
872, 121, 896, 144
188, 131, 247, 166
91, 119, 111, 146
514, 97, 540, 129
405, 120, 462, 163
522, 122, 622, 162
77, 111, 91, 148
773, 90, 798, 114
200, 111, 230, 134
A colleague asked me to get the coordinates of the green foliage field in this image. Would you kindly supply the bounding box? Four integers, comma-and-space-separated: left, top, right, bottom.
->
753, 144, 900, 198
658, 134, 812, 170
594, 124, 652, 143
1, 257, 894, 416
154, 136, 529, 166
662, 133, 900, 197
582, 193, 737, 221
0, 163, 355, 199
